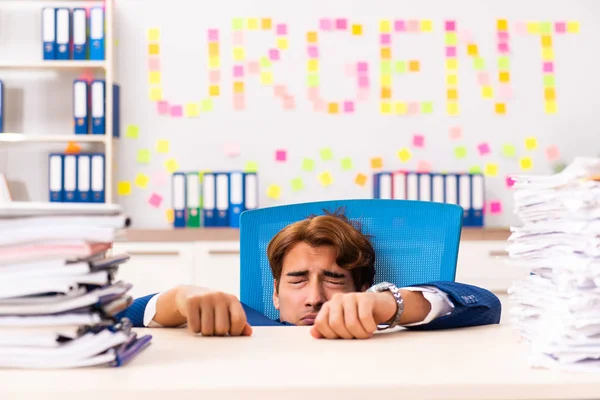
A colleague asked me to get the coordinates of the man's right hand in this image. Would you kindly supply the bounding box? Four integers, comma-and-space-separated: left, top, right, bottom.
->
173, 286, 253, 336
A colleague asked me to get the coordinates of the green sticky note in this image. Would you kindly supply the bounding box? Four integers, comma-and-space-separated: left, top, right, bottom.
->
340, 157, 353, 171
380, 61, 392, 75
502, 144, 516, 157
232, 18, 244, 31
244, 161, 259, 172
395, 61, 406, 73
320, 148, 333, 161
445, 32, 457, 46
126, 125, 139, 139
543, 75, 555, 87
137, 149, 151, 164
421, 102, 433, 114
540, 21, 552, 34
201, 99, 213, 112
454, 146, 467, 159
497, 56, 510, 70
473, 57, 485, 70
291, 177, 304, 192
302, 158, 315, 172
468, 165, 482, 174
307, 74, 320, 87
260, 56, 272, 69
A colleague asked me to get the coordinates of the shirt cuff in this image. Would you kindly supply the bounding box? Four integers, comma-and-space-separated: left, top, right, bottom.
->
143, 293, 164, 328
400, 286, 455, 327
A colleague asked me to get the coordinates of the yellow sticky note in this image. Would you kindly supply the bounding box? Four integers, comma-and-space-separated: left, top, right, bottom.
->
495, 103, 506, 115
447, 101, 460, 116
165, 209, 174, 224
137, 149, 151, 164
164, 158, 179, 174
276, 37, 288, 50
545, 101, 557, 114
209, 57, 220, 68
397, 148, 412, 162
201, 99, 213, 112
148, 71, 161, 85
527, 22, 540, 34
148, 44, 159, 55
260, 71, 273, 85
484, 163, 499, 177
320, 148, 333, 161
542, 48, 554, 61
394, 102, 407, 115
261, 18, 272, 30
266, 184, 281, 199
380, 74, 392, 87
244, 161, 259, 172
446, 74, 458, 86
499, 71, 510, 83
135, 173, 150, 189
156, 139, 169, 153
520, 157, 533, 170
117, 181, 131, 196
421, 20, 433, 32
380, 87, 391, 99
290, 178, 304, 192
234, 81, 244, 93
380, 47, 391, 60
307, 31, 318, 43
184, 103, 200, 117
149, 87, 163, 101
126, 125, 139, 139
307, 59, 319, 72
328, 103, 339, 114
544, 88, 556, 101
525, 137, 538, 150
497, 19, 508, 31
467, 44, 478, 56
147, 28, 160, 42
318, 171, 333, 187
209, 85, 220, 97
380, 101, 392, 115
355, 173, 367, 187
446, 58, 458, 71
482, 86, 494, 99
408, 60, 420, 72
352, 24, 363, 35
379, 20, 391, 33
302, 158, 315, 171
541, 35, 552, 48
247, 18, 258, 30
233, 47, 245, 61
209, 42, 219, 57
370, 157, 383, 169
447, 89, 458, 100
567, 21, 580, 33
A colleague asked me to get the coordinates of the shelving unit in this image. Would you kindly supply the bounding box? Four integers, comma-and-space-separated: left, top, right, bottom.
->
0, 0, 116, 203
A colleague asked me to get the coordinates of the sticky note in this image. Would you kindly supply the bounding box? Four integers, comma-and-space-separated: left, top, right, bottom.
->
467, 44, 478, 56
223, 142, 241, 158
307, 46, 319, 59
524, 137, 538, 150
395, 61, 406, 73
397, 148, 412, 162
64, 141, 81, 154
149, 87, 163, 101
447, 102, 460, 116
421, 20, 433, 32
307, 31, 318, 43
352, 24, 363, 35
408, 102, 420, 115
473, 57, 485, 70
370, 157, 383, 169
336, 19, 347, 30
482, 86, 494, 99
497, 31, 510, 42
208, 56, 220, 68
247, 18, 258, 30
468, 166, 482, 174
148, 44, 159, 55
445, 20, 456, 31
232, 18, 244, 30
498, 84, 513, 100
319, 18, 332, 31
137, 149, 151, 164
421, 102, 433, 114
148, 57, 160, 71
147, 28, 160, 41
447, 73, 458, 85
327, 103, 339, 114
275, 149, 287, 162
379, 20, 391, 33
148, 71, 161, 85
413, 134, 425, 148
545, 101, 557, 114
477, 72, 490, 86
416, 160, 432, 173
527, 21, 540, 34
291, 178, 304, 192
555, 21, 566, 34
380, 47, 391, 59
117, 181, 131, 196
445, 32, 457, 45
543, 62, 554, 73
276, 37, 288, 50
498, 43, 509, 54
567, 20, 580, 33
260, 71, 274, 85
506, 176, 515, 188
394, 102, 407, 115
148, 193, 163, 208
152, 140, 169, 155
407, 20, 419, 32
395, 20, 406, 32
244, 161, 259, 172
449, 126, 462, 140
497, 19, 508, 31
135, 173, 150, 189
546, 145, 560, 161
498, 56, 510, 70
340, 157, 353, 171
209, 70, 221, 83
276, 23, 287, 35
184, 103, 200, 117
302, 158, 315, 171
234, 81, 244, 93
454, 146, 467, 159
318, 171, 333, 187
307, 74, 319, 87
499, 71, 510, 83
126, 125, 139, 139
495, 103, 506, 115
152, 171, 168, 186
408, 60, 420, 72
261, 18, 272, 30
170, 105, 183, 117
208, 42, 219, 57
343, 101, 355, 113
520, 157, 533, 170
478, 143, 491, 156
446, 58, 458, 71
489, 200, 503, 214
233, 47, 245, 61
355, 173, 367, 187
308, 59, 319, 72
515, 21, 527, 35
165, 208, 174, 224
484, 163, 498, 177
447, 89, 458, 100
542, 48, 554, 61
320, 148, 333, 161
267, 184, 282, 199
283, 95, 295, 111
502, 144, 516, 158
207, 29, 219, 42
201, 99, 213, 112
544, 75, 555, 87
157, 101, 169, 115
164, 158, 179, 174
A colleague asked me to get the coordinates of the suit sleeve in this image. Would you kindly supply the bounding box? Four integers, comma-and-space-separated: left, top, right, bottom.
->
403, 281, 502, 331
114, 293, 158, 328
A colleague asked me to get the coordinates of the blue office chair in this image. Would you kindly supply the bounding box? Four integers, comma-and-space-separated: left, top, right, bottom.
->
239, 199, 463, 320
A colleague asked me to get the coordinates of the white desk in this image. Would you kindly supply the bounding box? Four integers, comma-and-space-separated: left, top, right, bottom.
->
1, 325, 599, 400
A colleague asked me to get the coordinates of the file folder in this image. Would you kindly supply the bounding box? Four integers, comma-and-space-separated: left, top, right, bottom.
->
48, 154, 63, 202
89, 7, 105, 60
431, 173, 445, 203
186, 172, 201, 228
202, 173, 216, 227
72, 8, 87, 60
244, 172, 258, 211
444, 174, 458, 205
458, 174, 471, 226
112, 84, 120, 138
63, 154, 77, 202
0, 80, 4, 133
55, 8, 70, 60
42, 8, 56, 60
418, 173, 431, 201
373, 173, 392, 199
228, 172, 244, 228
73, 80, 89, 134
392, 171, 406, 200
215, 173, 230, 227
406, 172, 418, 200
172, 172, 186, 228
471, 174, 485, 226
91, 80, 105, 134
76, 154, 91, 203
90, 154, 105, 203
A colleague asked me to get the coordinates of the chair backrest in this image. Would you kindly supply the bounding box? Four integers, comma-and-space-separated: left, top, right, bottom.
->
239, 199, 463, 320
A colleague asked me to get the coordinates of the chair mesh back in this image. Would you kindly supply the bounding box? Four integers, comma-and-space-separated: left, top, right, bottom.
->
240, 199, 463, 320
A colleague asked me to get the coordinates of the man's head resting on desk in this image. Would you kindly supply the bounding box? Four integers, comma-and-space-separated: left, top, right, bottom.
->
267, 208, 375, 326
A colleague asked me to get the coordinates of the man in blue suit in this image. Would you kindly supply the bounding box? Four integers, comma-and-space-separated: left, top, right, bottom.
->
117, 209, 501, 339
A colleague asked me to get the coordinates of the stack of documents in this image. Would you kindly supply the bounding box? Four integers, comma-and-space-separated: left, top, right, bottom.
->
0, 202, 151, 369
508, 158, 600, 372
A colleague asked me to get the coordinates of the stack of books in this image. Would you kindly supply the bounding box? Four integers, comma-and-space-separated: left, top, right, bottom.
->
0, 202, 151, 369
508, 157, 600, 372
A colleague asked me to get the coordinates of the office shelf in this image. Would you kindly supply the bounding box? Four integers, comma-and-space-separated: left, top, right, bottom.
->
0, 60, 106, 70
0, 134, 110, 143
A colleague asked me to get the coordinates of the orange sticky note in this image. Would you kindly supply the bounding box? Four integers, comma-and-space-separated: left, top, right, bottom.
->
380, 47, 391, 59
495, 103, 506, 115
541, 35, 552, 47
209, 85, 220, 97
307, 31, 318, 43
355, 173, 367, 187
165, 209, 175, 224
328, 103, 339, 114
234, 82, 244, 93
261, 18, 272, 30
381, 87, 392, 99
370, 157, 383, 169
209, 42, 219, 56
65, 141, 81, 154
408, 60, 420, 72
544, 88, 556, 101
148, 44, 159, 55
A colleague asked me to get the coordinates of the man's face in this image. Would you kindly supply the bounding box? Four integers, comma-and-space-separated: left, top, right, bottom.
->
273, 242, 358, 325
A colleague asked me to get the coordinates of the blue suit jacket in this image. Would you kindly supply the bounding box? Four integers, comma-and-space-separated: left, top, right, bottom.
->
115, 281, 501, 330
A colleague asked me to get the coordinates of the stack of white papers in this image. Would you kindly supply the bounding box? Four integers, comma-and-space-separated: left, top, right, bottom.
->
508, 157, 600, 372
0, 202, 151, 369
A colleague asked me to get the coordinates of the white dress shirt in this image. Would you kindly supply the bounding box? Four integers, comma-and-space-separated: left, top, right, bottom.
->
142, 286, 455, 328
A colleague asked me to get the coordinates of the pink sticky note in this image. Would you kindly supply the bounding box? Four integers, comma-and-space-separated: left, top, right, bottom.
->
307, 45, 319, 58
417, 160, 432, 173
445, 20, 456, 31
555, 21, 566, 34
498, 84, 513, 100
412, 134, 425, 148
489, 200, 502, 214
276, 23, 287, 35
313, 99, 326, 112
356, 61, 369, 74
209, 70, 221, 83
207, 29, 219, 42
477, 72, 490, 86
275, 149, 287, 162
153, 171, 168, 186
157, 101, 169, 115
336, 19, 347, 30
224, 142, 241, 157
446, 46, 456, 57
498, 42, 510, 53
407, 20, 419, 32
543, 62, 554, 73
233, 31, 244, 46
343, 101, 355, 113
320, 18, 332, 31
449, 126, 462, 140
307, 87, 320, 101
233, 65, 244, 78
380, 34, 391, 45
148, 57, 160, 71
170, 105, 183, 117
515, 21, 527, 35
394, 20, 406, 32
283, 95, 295, 110
358, 76, 370, 88
546, 145, 560, 161
497, 31, 510, 42
458, 29, 473, 44
478, 143, 491, 156
408, 102, 420, 115
78, 71, 95, 82
506, 176, 515, 188
274, 84, 287, 97
345, 63, 356, 77
357, 88, 369, 101
234, 96, 245, 110
247, 61, 260, 74
148, 193, 163, 208
269, 48, 280, 61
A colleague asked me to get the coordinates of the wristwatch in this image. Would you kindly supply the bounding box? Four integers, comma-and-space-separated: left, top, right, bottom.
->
366, 282, 404, 330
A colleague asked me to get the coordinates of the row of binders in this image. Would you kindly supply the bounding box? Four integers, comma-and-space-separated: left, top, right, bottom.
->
172, 171, 258, 228
73, 80, 120, 136
42, 7, 105, 60
49, 153, 106, 203
373, 171, 485, 226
